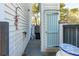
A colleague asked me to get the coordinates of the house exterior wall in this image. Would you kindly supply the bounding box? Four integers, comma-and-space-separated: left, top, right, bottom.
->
40, 3, 60, 52
59, 24, 63, 44
0, 3, 32, 56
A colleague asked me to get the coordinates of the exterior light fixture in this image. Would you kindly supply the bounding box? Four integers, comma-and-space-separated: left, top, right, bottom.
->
28, 9, 30, 11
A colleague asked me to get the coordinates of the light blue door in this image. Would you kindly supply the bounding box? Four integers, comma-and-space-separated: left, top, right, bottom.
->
46, 11, 59, 48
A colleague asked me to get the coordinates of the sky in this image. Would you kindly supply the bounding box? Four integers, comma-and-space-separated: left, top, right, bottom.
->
65, 3, 79, 9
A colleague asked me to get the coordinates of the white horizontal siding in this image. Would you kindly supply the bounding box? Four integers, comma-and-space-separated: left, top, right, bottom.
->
41, 3, 60, 10
0, 3, 32, 56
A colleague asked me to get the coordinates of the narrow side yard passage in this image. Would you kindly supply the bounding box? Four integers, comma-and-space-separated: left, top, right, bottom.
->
22, 39, 57, 56
23, 39, 42, 56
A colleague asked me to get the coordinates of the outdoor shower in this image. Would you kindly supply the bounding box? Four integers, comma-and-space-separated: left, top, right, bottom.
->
14, 7, 21, 30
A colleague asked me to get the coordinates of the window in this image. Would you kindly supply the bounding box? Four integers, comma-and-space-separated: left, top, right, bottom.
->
63, 25, 79, 47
